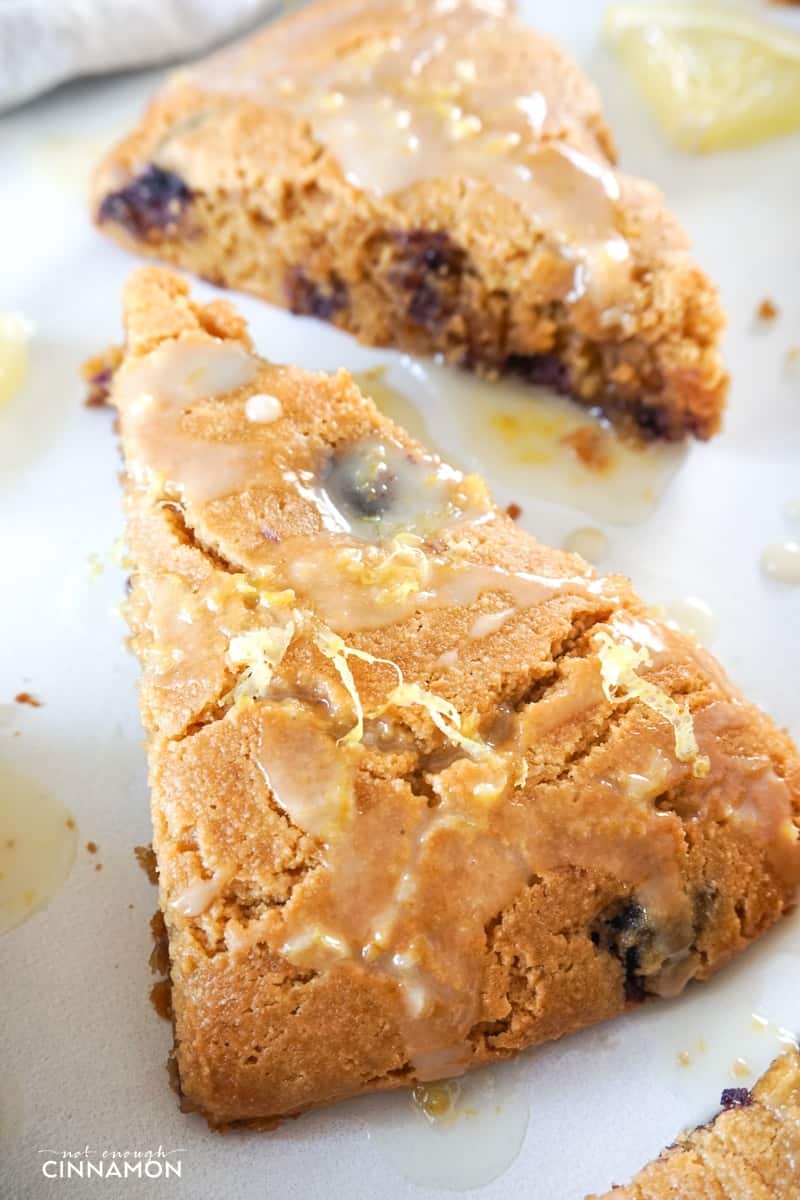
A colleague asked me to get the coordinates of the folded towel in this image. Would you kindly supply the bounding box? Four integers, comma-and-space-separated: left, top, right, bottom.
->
0, 0, 284, 111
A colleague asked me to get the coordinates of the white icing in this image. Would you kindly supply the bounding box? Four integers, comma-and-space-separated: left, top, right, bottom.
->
245, 392, 282, 423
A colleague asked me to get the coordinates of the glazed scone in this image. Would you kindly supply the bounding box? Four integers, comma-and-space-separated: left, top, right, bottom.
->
93, 0, 727, 442
590, 1049, 800, 1199
113, 267, 798, 1128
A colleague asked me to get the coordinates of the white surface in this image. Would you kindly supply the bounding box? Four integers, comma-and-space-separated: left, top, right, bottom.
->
2, 3, 800, 1198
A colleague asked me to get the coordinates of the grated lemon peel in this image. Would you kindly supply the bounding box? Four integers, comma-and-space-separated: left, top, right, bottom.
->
228, 622, 295, 699
314, 629, 402, 745
335, 533, 431, 607
383, 681, 490, 761
313, 627, 495, 763
595, 631, 710, 776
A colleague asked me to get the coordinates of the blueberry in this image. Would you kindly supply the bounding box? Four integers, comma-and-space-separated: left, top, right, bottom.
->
388, 229, 467, 333
324, 446, 396, 521
98, 165, 193, 239
507, 353, 571, 395
285, 268, 349, 321
720, 1087, 751, 1110
590, 899, 651, 1002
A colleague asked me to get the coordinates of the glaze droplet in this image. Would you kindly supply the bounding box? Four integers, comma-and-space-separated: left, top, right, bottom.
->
0, 765, 77, 933
245, 392, 283, 424
659, 596, 718, 645
562, 526, 609, 563
761, 541, 800, 585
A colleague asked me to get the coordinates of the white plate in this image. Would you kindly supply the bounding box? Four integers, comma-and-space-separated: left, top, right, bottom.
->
2, 3, 800, 1197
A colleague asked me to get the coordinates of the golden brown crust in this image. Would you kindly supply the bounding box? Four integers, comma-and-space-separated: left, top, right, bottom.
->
113, 267, 797, 1129
93, 0, 728, 442
590, 1050, 800, 1199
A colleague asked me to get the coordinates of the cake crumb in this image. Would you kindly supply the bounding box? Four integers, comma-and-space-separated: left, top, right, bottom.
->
149, 909, 170, 976
756, 297, 779, 322
14, 692, 42, 707
150, 979, 173, 1021
733, 1057, 752, 1078
86, 840, 98, 854
95, 863, 103, 872
561, 426, 612, 473
134, 843, 159, 884
786, 346, 800, 367
65, 817, 75, 830
677, 1050, 691, 1067
505, 502, 522, 521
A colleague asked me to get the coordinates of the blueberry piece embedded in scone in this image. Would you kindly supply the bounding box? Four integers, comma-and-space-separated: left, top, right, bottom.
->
285, 268, 349, 323
323, 444, 397, 522
98, 165, 193, 241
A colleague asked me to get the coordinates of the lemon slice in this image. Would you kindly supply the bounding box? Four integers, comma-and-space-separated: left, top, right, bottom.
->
604, 4, 800, 152
0, 312, 32, 407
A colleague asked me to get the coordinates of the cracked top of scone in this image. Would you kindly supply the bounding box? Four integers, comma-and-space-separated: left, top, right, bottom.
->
115, 268, 798, 1087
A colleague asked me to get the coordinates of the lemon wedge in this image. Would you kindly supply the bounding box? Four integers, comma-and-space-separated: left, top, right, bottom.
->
0, 312, 32, 407
605, 4, 800, 152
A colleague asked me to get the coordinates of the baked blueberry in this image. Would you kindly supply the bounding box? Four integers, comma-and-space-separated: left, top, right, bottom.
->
98, 165, 193, 239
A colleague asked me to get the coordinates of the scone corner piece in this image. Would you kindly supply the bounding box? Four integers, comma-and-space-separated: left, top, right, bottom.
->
590, 1047, 800, 1199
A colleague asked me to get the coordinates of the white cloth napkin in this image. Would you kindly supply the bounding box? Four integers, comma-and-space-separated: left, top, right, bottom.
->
0, 0, 284, 111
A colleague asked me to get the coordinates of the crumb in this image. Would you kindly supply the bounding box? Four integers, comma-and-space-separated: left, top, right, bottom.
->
733, 1057, 751, 1078
786, 346, 800, 367
65, 817, 75, 830
149, 909, 170, 975
150, 979, 173, 1021
561, 426, 612, 473
756, 298, 779, 322
677, 1050, 691, 1067
14, 692, 42, 707
167, 1051, 182, 1098
505, 502, 522, 521
128, 903, 134, 909
5, 838, 16, 849
134, 843, 159, 884
95, 863, 103, 872
720, 1086, 752, 1110
86, 840, 98, 854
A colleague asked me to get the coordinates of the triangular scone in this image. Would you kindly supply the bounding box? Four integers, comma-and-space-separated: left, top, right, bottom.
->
114, 268, 797, 1128
93, 0, 727, 443
590, 1049, 800, 1199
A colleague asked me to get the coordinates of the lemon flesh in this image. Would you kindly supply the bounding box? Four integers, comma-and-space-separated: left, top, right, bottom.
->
605, 4, 800, 152
0, 313, 32, 408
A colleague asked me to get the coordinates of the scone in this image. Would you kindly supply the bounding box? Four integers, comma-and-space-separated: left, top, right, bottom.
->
93, 0, 727, 443
113, 267, 798, 1128
591, 1048, 800, 1199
